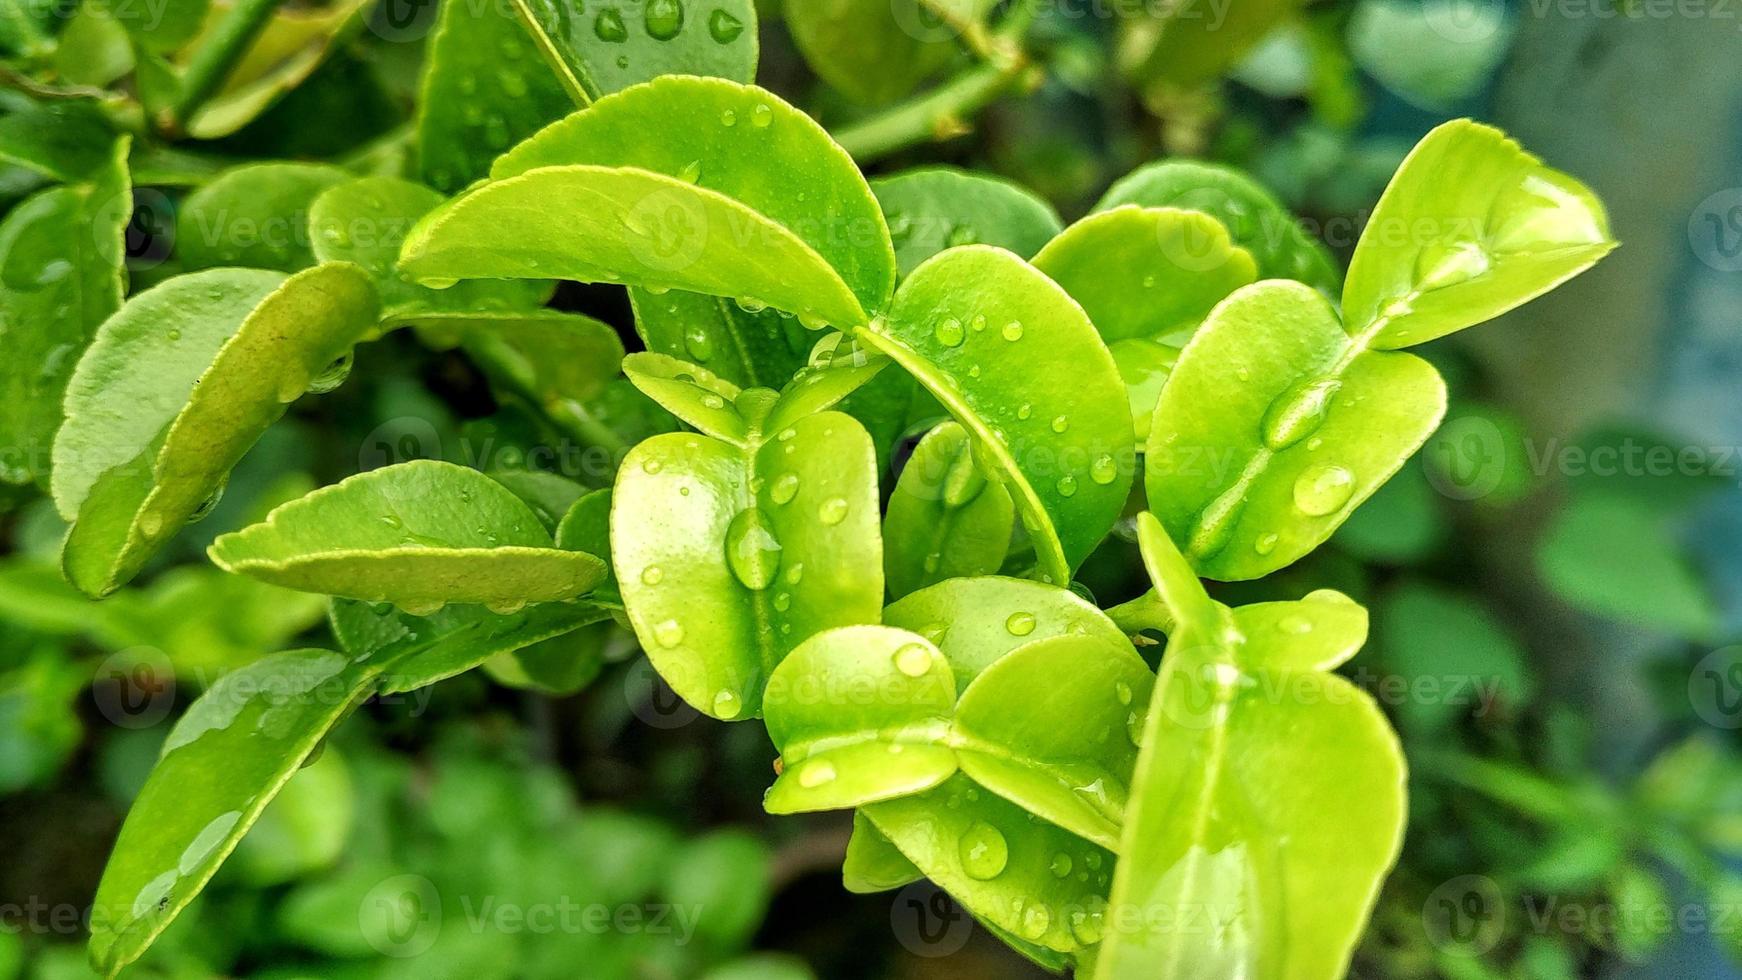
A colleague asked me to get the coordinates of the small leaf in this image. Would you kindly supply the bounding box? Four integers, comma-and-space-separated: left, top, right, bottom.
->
612, 412, 883, 719
0, 99, 119, 182
1342, 119, 1615, 348
861, 245, 1133, 584
415, 0, 574, 194
874, 166, 1064, 278
402, 77, 895, 328
483, 620, 612, 695
784, 0, 982, 104
883, 421, 1014, 599
208, 461, 607, 609
1232, 590, 1368, 673
843, 811, 923, 893
762, 334, 889, 435
1146, 279, 1446, 581
1095, 160, 1339, 292
622, 351, 748, 443
55, 265, 381, 597
330, 597, 612, 694
175, 163, 349, 272
555, 488, 617, 602
762, 625, 958, 813
1377, 583, 1531, 733
1033, 206, 1257, 344
415, 310, 626, 413
1117, 0, 1310, 87
180, 0, 375, 139
629, 288, 812, 389
1536, 491, 1717, 640
1097, 515, 1405, 980
510, 0, 758, 103
0, 134, 129, 487
884, 575, 1129, 686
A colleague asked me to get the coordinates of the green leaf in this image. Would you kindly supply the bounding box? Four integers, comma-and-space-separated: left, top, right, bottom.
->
762, 625, 959, 813
1536, 491, 1717, 640
487, 469, 588, 531
414, 0, 574, 194
88, 648, 378, 977
622, 351, 750, 443
401, 77, 895, 329
0, 135, 129, 487
1096, 515, 1404, 980
883, 421, 1014, 599
762, 333, 890, 435
861, 245, 1133, 584
55, 264, 380, 597
884, 575, 1130, 685
209, 461, 607, 610
1117, 0, 1309, 87
785, 0, 985, 104
612, 411, 883, 719
229, 748, 352, 886
175, 163, 349, 272
1342, 119, 1615, 348
181, 0, 375, 139
1347, 0, 1515, 111
510, 0, 758, 104
556, 488, 617, 601
482, 620, 612, 695
629, 288, 812, 389
874, 166, 1064, 278
308, 175, 550, 318
867, 774, 1116, 955
414, 310, 626, 422
329, 597, 612, 694
0, 100, 120, 182
843, 811, 922, 893
1033, 207, 1256, 345
1145, 279, 1446, 580
1094, 160, 1339, 292
1378, 582, 1530, 733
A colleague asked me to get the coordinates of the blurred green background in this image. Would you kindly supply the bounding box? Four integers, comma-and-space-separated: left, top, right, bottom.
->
4, 1, 1742, 978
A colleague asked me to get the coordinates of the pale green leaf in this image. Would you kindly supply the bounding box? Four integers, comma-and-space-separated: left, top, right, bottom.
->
883, 421, 1014, 599
329, 596, 612, 694
622, 351, 748, 443
1536, 492, 1717, 640
175, 162, 349, 272
884, 575, 1130, 686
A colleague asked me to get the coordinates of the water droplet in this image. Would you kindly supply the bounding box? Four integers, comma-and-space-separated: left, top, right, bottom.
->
750, 103, 774, 128
1260, 378, 1341, 451
725, 508, 782, 590
644, 0, 683, 39
1126, 708, 1145, 747
379, 515, 403, 530
653, 619, 685, 647
720, 108, 737, 127
400, 598, 445, 616
1187, 492, 1243, 559
1050, 416, 1069, 433
306, 351, 354, 395
708, 8, 744, 42
187, 478, 227, 524
1069, 905, 1106, 945
772, 592, 792, 612
677, 159, 702, 184
641, 458, 663, 474
702, 394, 725, 409
1001, 320, 1025, 341
138, 509, 165, 538
959, 822, 1008, 880
1089, 454, 1119, 486
486, 598, 527, 615
1016, 403, 1032, 420
1005, 612, 1036, 636
946, 224, 978, 248
735, 296, 768, 314
783, 563, 804, 585
934, 317, 965, 347
500, 70, 528, 98
798, 758, 836, 787
640, 566, 664, 585
770, 473, 800, 505
1056, 474, 1078, 497
166, 328, 182, 341
1255, 532, 1279, 555
593, 7, 628, 42
712, 689, 742, 718
818, 497, 849, 526
1050, 853, 1073, 878
684, 328, 715, 361
893, 643, 933, 677
1114, 680, 1133, 706
1292, 463, 1355, 516
1020, 903, 1051, 940
1279, 614, 1313, 635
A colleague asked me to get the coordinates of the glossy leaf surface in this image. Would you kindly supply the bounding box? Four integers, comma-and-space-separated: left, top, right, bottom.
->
785, 0, 981, 105
884, 575, 1129, 685
861, 245, 1132, 583
512, 0, 758, 103
330, 597, 612, 694
174, 163, 348, 271
55, 264, 380, 597
1343, 119, 1615, 348
630, 288, 812, 390
873, 167, 1063, 277
883, 421, 1013, 599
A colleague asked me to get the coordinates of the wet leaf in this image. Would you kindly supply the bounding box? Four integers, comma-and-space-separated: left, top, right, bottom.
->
511, 0, 758, 103
175, 162, 349, 271
873, 166, 1063, 278
630, 287, 812, 390
883, 421, 1014, 599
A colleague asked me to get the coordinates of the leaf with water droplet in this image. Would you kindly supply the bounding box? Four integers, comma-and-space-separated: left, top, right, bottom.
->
760, 333, 889, 434
762, 625, 958, 812
56, 265, 380, 597
885, 422, 1014, 599
1033, 206, 1256, 347
0, 133, 128, 489
1146, 279, 1446, 581
612, 412, 882, 719
1096, 159, 1341, 293
1100, 514, 1405, 980
176, 162, 348, 272
404, 78, 893, 328
629, 287, 813, 389
509, 0, 756, 103
885, 576, 1129, 688
1343, 119, 1614, 349
622, 351, 750, 442
871, 167, 1063, 277
843, 811, 923, 893
209, 461, 606, 608
861, 246, 1132, 584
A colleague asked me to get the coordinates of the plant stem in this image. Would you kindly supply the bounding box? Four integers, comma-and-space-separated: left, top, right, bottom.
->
834, 61, 1030, 162
167, 0, 285, 132
1106, 588, 1175, 637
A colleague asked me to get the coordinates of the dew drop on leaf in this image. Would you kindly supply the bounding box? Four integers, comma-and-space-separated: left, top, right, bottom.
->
1114, 680, 1133, 706
644, 0, 683, 40
1050, 415, 1069, 434
1020, 904, 1051, 940
1050, 852, 1073, 878
1069, 906, 1106, 945
306, 351, 355, 395
138, 509, 165, 538
653, 619, 685, 647
1259, 377, 1341, 451
720, 108, 737, 127
712, 689, 742, 718
593, 7, 628, 42
959, 821, 1008, 880
1255, 532, 1279, 555
1005, 611, 1036, 636
770, 472, 800, 505
817, 497, 849, 526
934, 317, 965, 347
187, 479, 227, 524
640, 565, 664, 585
708, 8, 744, 42
750, 103, 773, 128
798, 758, 836, 787
893, 643, 933, 677
1126, 708, 1145, 747
725, 507, 782, 590
1090, 454, 1118, 485
1000, 320, 1024, 341
1279, 614, 1313, 635
486, 598, 527, 615
1292, 463, 1355, 516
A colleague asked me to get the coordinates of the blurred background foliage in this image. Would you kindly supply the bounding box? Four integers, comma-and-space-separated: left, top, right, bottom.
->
2, 0, 1741, 977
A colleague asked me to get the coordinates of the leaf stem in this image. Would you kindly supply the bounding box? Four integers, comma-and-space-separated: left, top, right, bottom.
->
1105, 588, 1175, 637
167, 0, 286, 132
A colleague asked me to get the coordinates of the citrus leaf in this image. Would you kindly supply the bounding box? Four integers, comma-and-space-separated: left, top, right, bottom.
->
1095, 160, 1339, 292
403, 78, 895, 328
55, 264, 380, 597
208, 460, 607, 609
762, 625, 958, 813
329, 597, 613, 694
622, 352, 748, 443
883, 421, 1014, 599
873, 166, 1064, 278
1117, 0, 1309, 87
0, 100, 120, 182
1145, 279, 1446, 581
1536, 492, 1718, 640
182, 0, 374, 138
1343, 119, 1615, 348
612, 412, 883, 720
510, 0, 758, 103
629, 288, 812, 389
784, 0, 983, 105
883, 575, 1129, 686
175, 162, 349, 272
843, 811, 922, 893
415, 0, 573, 194
0, 135, 129, 487
1095, 515, 1405, 980
762, 334, 889, 434
415, 310, 626, 415
860, 245, 1133, 584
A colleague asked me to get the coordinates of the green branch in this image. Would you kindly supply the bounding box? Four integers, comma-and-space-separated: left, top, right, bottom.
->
167, 0, 285, 131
